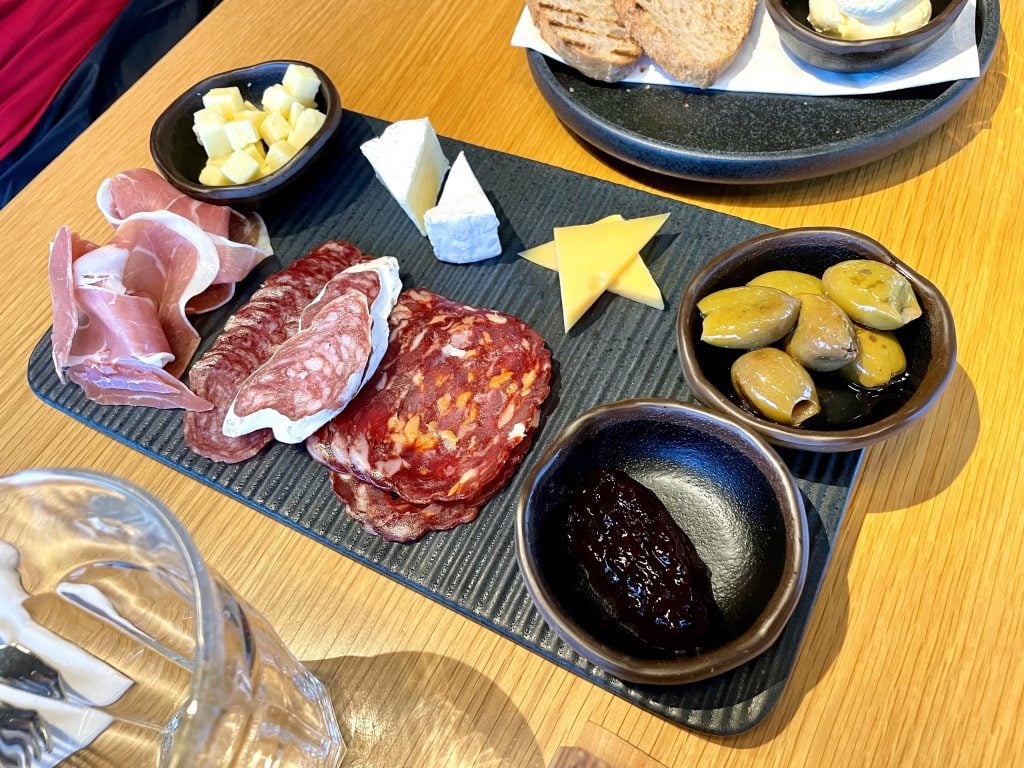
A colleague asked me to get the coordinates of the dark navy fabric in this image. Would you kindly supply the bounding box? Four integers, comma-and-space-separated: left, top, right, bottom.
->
0, 0, 220, 209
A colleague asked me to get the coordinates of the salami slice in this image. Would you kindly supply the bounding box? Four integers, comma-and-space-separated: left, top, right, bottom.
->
184, 241, 370, 463
311, 288, 551, 504
221, 257, 401, 444
324, 428, 534, 542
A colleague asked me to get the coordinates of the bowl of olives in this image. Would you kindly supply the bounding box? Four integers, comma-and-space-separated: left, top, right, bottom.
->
677, 227, 956, 452
515, 399, 808, 685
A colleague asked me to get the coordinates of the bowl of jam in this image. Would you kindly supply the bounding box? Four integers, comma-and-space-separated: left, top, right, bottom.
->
677, 227, 957, 453
515, 398, 808, 685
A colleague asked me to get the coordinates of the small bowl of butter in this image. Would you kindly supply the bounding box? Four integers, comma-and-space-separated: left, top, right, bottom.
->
151, 60, 342, 207
765, 0, 970, 73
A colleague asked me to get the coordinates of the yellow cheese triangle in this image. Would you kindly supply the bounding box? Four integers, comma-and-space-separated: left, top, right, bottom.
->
552, 213, 670, 332
520, 215, 664, 311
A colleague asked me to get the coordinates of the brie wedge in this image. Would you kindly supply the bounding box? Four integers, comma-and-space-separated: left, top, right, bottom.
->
424, 151, 501, 264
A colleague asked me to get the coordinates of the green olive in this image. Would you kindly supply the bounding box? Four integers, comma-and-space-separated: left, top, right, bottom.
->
839, 327, 907, 389
748, 270, 824, 297
731, 348, 820, 426
698, 286, 800, 349
784, 293, 859, 372
822, 260, 922, 331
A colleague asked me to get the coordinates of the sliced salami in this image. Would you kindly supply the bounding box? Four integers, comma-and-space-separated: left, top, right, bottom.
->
324, 428, 534, 542
311, 288, 551, 504
184, 241, 371, 463
221, 257, 401, 444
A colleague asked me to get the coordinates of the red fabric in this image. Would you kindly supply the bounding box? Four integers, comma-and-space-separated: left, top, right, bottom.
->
0, 0, 132, 161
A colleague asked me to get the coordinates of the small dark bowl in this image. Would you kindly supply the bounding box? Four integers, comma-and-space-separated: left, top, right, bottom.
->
677, 227, 957, 452
766, 0, 970, 73
516, 399, 808, 685
150, 60, 342, 208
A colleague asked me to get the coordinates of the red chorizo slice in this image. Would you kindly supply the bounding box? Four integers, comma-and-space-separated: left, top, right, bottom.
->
312, 288, 551, 504
184, 240, 370, 463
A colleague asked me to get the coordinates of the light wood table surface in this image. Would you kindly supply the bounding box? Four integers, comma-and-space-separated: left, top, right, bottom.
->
1, 1, 1021, 766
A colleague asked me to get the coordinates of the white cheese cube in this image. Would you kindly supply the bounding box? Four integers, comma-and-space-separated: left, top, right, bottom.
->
424, 151, 501, 263
242, 142, 266, 163
360, 117, 449, 236
261, 84, 299, 116
259, 111, 292, 145
233, 109, 265, 131
265, 140, 298, 172
287, 100, 305, 128
282, 64, 321, 106
223, 118, 261, 151
220, 149, 261, 184
199, 164, 230, 186
208, 153, 231, 167
202, 86, 244, 114
194, 113, 232, 159
289, 108, 325, 148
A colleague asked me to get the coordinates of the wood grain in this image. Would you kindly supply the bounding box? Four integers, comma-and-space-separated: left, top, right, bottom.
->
0, 1, 1022, 766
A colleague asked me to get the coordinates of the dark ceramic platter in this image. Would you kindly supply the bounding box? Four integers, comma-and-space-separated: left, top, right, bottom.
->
28, 113, 862, 734
526, 0, 999, 183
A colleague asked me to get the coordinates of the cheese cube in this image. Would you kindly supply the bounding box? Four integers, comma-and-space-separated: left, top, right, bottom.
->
224, 118, 261, 151
242, 99, 259, 111
193, 110, 231, 159
265, 140, 298, 172
259, 111, 292, 145
288, 100, 305, 128
233, 109, 265, 131
220, 149, 261, 184
261, 84, 299, 116
282, 63, 321, 106
289, 108, 326, 149
243, 142, 266, 163
199, 164, 231, 186
202, 87, 244, 115
208, 153, 231, 167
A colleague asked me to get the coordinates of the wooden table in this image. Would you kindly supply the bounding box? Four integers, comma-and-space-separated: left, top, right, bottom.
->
1, 1, 1021, 765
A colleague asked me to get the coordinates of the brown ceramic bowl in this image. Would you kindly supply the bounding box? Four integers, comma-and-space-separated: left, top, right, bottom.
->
677, 227, 956, 452
150, 60, 342, 208
515, 399, 808, 686
766, 0, 970, 73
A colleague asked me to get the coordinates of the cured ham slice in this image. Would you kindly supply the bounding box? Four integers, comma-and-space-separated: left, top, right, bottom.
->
48, 226, 98, 381
223, 257, 401, 443
185, 241, 372, 463
111, 212, 220, 377
67, 359, 212, 411
97, 168, 272, 307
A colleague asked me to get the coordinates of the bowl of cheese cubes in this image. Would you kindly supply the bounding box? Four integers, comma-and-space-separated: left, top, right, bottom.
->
150, 60, 341, 206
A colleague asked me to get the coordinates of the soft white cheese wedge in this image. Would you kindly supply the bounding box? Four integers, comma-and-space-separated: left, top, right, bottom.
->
424, 151, 501, 263
222, 257, 402, 443
360, 118, 449, 236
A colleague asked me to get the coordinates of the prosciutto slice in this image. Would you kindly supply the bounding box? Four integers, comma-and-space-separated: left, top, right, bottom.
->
48, 226, 98, 380
97, 168, 272, 307
111, 212, 220, 377
67, 360, 211, 411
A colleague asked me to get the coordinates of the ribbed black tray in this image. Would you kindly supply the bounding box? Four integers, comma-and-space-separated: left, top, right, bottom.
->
28, 113, 861, 735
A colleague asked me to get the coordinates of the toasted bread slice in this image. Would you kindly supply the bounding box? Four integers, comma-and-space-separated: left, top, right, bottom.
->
528, 0, 642, 82
612, 0, 758, 88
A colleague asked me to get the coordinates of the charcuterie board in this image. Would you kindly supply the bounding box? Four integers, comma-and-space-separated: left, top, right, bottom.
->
28, 112, 861, 735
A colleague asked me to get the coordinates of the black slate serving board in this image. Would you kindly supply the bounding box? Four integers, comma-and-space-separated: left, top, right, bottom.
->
28, 113, 862, 735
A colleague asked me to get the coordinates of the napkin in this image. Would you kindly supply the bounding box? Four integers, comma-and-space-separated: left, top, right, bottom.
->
0, 541, 133, 765
510, 1, 979, 97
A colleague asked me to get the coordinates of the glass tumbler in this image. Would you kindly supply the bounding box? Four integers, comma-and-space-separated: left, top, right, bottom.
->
0, 468, 344, 767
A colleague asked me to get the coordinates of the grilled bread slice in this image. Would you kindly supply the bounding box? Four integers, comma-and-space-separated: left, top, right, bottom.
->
612, 0, 758, 88
528, 0, 642, 82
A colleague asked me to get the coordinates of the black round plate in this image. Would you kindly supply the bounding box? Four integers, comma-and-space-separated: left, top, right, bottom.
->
526, 0, 999, 184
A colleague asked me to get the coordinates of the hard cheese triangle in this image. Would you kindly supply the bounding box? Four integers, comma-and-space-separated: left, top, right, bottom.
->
519, 214, 664, 311
552, 213, 669, 332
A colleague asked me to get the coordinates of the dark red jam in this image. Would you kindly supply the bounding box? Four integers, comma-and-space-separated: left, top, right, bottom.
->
564, 468, 719, 656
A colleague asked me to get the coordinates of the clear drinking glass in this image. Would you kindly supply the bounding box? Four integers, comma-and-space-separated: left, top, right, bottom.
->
0, 468, 344, 767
